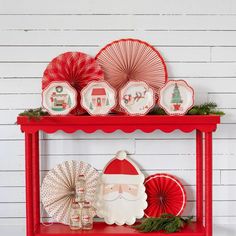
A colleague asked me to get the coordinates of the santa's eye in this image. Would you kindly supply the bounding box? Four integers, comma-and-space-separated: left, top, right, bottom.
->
110, 187, 113, 190
129, 188, 131, 190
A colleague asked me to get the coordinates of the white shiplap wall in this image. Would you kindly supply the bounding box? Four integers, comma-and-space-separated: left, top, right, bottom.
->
0, 0, 236, 234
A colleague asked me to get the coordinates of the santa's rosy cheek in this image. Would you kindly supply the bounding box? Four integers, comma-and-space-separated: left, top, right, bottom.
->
122, 184, 139, 196
127, 188, 138, 196
103, 184, 119, 195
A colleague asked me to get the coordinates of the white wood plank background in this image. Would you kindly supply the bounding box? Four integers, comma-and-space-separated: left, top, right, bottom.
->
0, 1, 236, 235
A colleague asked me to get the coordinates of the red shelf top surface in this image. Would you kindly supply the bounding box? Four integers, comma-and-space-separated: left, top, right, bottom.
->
17, 115, 220, 134
37, 222, 205, 236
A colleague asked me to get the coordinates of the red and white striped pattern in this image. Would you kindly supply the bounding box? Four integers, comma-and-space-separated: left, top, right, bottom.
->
144, 173, 186, 218
96, 38, 168, 111
42, 52, 104, 114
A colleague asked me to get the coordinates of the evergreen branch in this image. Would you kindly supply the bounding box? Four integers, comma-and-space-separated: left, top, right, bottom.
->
149, 106, 167, 115
133, 214, 193, 233
18, 107, 48, 120
150, 103, 225, 116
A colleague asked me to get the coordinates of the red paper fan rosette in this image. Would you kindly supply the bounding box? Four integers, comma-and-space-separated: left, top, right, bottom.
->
42, 52, 104, 114
95, 38, 168, 111
144, 173, 186, 218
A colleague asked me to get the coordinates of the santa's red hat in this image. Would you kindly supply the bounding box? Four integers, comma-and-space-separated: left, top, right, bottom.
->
101, 151, 144, 184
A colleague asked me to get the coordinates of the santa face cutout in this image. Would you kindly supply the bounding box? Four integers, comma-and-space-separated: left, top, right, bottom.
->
96, 151, 147, 226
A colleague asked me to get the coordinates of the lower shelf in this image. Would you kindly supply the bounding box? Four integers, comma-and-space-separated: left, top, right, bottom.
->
36, 222, 205, 236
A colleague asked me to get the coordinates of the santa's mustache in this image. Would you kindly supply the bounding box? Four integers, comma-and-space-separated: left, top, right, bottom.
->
104, 193, 138, 201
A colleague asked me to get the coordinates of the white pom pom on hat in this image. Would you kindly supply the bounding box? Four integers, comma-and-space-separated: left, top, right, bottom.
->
116, 150, 127, 160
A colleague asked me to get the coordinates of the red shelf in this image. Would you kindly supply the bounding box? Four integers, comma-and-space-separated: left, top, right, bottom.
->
17, 115, 220, 134
18, 114, 219, 236
36, 222, 205, 236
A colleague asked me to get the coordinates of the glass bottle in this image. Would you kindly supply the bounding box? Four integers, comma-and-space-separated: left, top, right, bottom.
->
76, 174, 86, 202
69, 200, 81, 230
81, 201, 93, 230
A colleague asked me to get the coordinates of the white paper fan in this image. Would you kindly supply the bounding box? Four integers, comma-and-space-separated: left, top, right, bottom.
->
41, 160, 99, 225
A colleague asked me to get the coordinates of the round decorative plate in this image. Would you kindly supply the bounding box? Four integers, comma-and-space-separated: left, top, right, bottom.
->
41, 160, 99, 225
119, 81, 155, 115
81, 81, 116, 116
42, 81, 77, 115
144, 173, 186, 218
95, 38, 168, 111
42, 52, 104, 114
158, 80, 194, 116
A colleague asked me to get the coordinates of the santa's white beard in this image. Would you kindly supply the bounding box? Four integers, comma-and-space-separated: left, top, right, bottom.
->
96, 185, 147, 225
103, 191, 140, 201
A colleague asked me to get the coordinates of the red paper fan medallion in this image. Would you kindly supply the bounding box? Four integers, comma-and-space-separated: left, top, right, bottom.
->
42, 52, 104, 114
95, 38, 168, 111
144, 173, 186, 218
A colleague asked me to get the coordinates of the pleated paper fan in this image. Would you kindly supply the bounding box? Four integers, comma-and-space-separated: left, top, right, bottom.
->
42, 52, 104, 114
144, 173, 186, 218
95, 38, 168, 111
41, 160, 99, 225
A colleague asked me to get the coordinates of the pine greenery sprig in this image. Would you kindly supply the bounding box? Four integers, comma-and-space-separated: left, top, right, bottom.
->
187, 102, 225, 115
150, 102, 225, 116
19, 107, 48, 120
149, 106, 167, 115
133, 214, 193, 233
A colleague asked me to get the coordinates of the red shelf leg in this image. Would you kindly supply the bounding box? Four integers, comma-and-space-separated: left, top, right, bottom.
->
25, 133, 34, 236
205, 132, 213, 236
32, 132, 40, 232
196, 130, 203, 224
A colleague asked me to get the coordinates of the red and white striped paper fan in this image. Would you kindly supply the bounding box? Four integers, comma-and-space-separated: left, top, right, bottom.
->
144, 173, 186, 218
95, 38, 168, 111
42, 52, 104, 114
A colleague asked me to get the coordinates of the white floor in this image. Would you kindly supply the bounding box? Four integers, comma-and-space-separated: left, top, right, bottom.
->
0, 225, 236, 236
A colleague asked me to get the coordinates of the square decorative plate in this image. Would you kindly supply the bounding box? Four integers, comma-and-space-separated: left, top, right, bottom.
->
119, 81, 155, 115
158, 80, 194, 115
42, 81, 77, 115
80, 81, 116, 116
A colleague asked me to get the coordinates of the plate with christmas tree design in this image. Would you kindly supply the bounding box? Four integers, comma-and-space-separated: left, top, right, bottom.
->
158, 80, 194, 115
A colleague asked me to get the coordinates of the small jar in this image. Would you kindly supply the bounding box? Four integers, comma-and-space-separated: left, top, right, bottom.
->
76, 174, 86, 202
81, 201, 93, 230
69, 200, 82, 230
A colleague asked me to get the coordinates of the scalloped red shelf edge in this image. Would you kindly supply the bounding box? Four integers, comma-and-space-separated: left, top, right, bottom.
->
17, 115, 220, 134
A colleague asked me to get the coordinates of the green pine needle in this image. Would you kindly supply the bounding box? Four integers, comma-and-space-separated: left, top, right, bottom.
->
187, 102, 224, 115
19, 107, 48, 120
133, 214, 193, 233
150, 102, 225, 116
149, 106, 167, 115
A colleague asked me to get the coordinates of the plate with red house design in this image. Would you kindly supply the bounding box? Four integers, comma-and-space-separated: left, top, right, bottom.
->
80, 81, 116, 116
